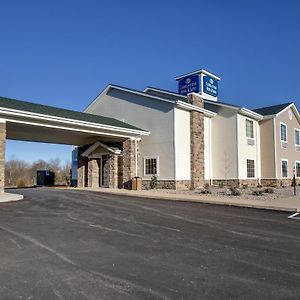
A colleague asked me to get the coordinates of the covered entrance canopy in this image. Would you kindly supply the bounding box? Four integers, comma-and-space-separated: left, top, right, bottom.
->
0, 96, 149, 193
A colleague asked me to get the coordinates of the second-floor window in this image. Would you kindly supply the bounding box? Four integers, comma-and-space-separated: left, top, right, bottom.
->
280, 123, 287, 142
295, 129, 300, 146
246, 119, 254, 138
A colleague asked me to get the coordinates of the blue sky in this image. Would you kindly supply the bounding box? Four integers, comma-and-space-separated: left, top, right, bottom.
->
1, 0, 300, 164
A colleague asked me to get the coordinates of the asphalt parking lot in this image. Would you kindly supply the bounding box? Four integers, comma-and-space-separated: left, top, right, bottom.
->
0, 188, 299, 299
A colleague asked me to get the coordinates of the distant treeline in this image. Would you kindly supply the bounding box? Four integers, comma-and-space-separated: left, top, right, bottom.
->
5, 158, 71, 187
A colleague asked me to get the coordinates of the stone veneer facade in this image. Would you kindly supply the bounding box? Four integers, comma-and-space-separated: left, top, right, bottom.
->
187, 94, 205, 189
109, 154, 118, 188
88, 159, 99, 188
122, 138, 140, 189
77, 146, 88, 188
0, 121, 5, 193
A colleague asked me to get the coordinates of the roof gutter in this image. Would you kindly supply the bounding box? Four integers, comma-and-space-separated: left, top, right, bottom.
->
239, 108, 263, 121
0, 106, 150, 137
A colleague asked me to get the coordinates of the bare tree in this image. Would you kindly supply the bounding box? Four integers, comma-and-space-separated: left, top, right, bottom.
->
5, 158, 71, 188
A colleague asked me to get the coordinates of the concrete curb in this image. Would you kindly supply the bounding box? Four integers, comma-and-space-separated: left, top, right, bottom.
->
67, 188, 299, 212
0, 192, 24, 203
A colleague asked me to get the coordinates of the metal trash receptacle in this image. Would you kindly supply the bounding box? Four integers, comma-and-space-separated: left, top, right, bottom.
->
132, 177, 142, 190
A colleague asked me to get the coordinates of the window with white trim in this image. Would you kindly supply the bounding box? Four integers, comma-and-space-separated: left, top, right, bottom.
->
246, 119, 254, 138
247, 159, 255, 178
281, 160, 288, 178
295, 161, 300, 178
280, 123, 287, 142
144, 157, 158, 176
295, 129, 300, 146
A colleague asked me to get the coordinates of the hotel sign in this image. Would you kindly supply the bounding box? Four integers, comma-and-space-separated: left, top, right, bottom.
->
178, 75, 200, 95
203, 75, 218, 97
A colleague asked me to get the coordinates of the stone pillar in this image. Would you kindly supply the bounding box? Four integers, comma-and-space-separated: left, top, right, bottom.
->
0, 121, 6, 193
187, 94, 205, 189
122, 138, 140, 189
88, 159, 99, 188
109, 155, 118, 188
77, 146, 88, 188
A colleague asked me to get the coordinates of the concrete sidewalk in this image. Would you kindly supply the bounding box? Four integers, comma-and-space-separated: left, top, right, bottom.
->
72, 187, 300, 212
0, 192, 24, 203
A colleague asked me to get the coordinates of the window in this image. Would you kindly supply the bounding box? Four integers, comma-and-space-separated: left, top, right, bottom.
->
247, 159, 255, 178
296, 162, 300, 178
295, 129, 300, 146
144, 157, 158, 175
246, 119, 254, 138
281, 160, 288, 178
280, 123, 287, 142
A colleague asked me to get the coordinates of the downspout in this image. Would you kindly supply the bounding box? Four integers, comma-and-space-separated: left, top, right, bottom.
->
135, 138, 138, 177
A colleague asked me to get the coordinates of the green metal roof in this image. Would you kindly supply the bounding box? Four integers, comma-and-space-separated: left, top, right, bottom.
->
0, 96, 146, 132
252, 103, 292, 116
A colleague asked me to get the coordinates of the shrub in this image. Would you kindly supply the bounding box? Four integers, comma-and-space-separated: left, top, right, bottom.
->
269, 182, 278, 188
17, 179, 26, 188
252, 190, 263, 196
257, 184, 263, 188
204, 183, 210, 189
150, 175, 158, 189
230, 187, 241, 196
264, 188, 274, 194
241, 183, 248, 189
200, 189, 211, 194
218, 182, 225, 188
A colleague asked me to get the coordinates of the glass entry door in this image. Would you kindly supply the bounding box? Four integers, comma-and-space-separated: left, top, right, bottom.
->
100, 155, 109, 187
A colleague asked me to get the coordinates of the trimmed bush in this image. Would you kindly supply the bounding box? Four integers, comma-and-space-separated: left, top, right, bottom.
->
241, 183, 248, 189
150, 175, 158, 189
252, 190, 263, 196
230, 187, 241, 196
200, 189, 211, 194
218, 182, 225, 188
264, 188, 274, 194
269, 182, 278, 188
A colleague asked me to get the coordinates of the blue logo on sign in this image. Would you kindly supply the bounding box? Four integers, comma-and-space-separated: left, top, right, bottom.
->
178, 75, 200, 95
203, 75, 218, 97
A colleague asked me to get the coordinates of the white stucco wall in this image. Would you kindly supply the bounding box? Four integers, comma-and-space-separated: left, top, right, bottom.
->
210, 106, 238, 180
204, 117, 212, 180
237, 114, 261, 179
86, 89, 176, 180
174, 108, 190, 180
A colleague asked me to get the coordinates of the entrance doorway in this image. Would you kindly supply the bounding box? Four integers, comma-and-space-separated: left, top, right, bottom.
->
100, 154, 109, 187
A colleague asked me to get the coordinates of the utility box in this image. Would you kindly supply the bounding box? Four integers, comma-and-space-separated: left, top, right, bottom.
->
132, 177, 142, 190
36, 170, 55, 186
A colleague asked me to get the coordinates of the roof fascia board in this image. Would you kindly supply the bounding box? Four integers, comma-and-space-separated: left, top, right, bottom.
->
239, 108, 263, 120
6, 118, 139, 140
85, 84, 176, 112
0, 106, 150, 136
176, 101, 216, 117
262, 114, 276, 120
143, 87, 187, 99
175, 69, 221, 81
276, 103, 300, 124
82, 141, 121, 157
203, 100, 240, 111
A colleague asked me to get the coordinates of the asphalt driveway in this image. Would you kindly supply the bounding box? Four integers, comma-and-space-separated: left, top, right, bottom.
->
0, 188, 299, 299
